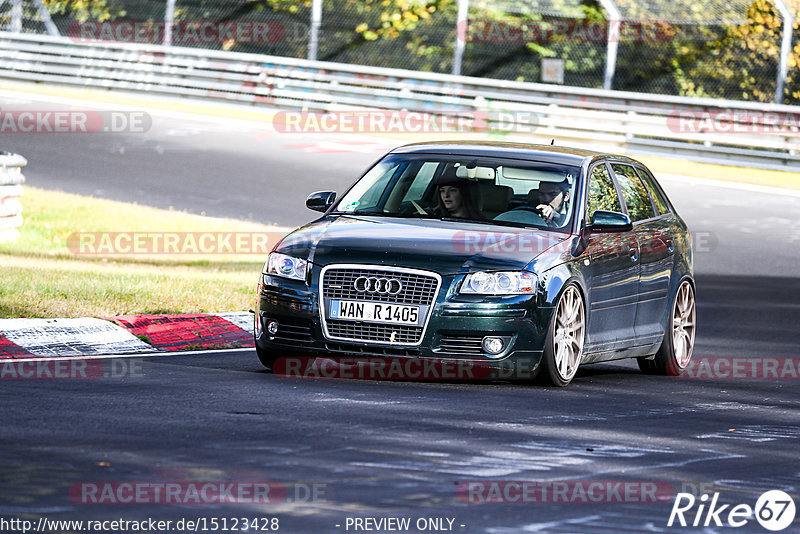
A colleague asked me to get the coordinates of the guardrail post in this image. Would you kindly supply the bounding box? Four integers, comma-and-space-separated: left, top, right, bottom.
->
772, 0, 794, 104
308, 0, 323, 61
451, 0, 470, 76
0, 152, 26, 243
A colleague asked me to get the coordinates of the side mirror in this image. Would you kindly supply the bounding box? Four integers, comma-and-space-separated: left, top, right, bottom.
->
587, 210, 633, 232
306, 191, 336, 213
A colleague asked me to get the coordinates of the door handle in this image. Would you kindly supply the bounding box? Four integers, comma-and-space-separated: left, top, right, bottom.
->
665, 238, 674, 253
629, 249, 639, 262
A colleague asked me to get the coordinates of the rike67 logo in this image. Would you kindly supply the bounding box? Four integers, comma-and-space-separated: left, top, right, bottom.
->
668, 490, 796, 531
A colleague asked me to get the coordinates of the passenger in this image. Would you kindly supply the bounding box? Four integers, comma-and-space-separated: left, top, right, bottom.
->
536, 178, 570, 227
436, 168, 484, 220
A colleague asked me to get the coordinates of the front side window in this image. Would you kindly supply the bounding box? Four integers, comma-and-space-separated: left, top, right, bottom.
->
586, 163, 622, 222
334, 155, 581, 232
611, 163, 656, 222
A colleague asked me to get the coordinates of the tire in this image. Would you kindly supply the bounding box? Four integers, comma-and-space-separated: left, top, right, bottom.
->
255, 342, 278, 370
539, 284, 586, 387
638, 279, 696, 376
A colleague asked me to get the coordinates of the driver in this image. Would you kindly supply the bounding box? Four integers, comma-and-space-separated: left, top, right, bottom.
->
536, 178, 570, 227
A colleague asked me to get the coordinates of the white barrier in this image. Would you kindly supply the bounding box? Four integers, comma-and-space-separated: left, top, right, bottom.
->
0, 31, 799, 171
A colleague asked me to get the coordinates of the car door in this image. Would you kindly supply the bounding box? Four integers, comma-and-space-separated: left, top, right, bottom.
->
609, 162, 674, 346
582, 161, 640, 356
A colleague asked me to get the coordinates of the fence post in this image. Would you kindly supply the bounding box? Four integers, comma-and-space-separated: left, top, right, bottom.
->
164, 0, 176, 46
33, 0, 60, 36
772, 0, 794, 104
10, 0, 22, 32
308, 0, 323, 61
0, 152, 26, 243
451, 0, 470, 76
597, 0, 620, 90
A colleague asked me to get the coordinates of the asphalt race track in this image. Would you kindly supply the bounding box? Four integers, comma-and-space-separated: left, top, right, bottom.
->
1, 92, 799, 533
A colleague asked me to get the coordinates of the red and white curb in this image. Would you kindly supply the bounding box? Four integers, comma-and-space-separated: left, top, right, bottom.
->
0, 312, 254, 358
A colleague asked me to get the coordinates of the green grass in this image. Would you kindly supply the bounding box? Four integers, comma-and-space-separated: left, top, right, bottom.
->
0, 187, 288, 318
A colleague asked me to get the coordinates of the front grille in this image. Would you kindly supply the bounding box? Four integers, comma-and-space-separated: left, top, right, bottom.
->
326, 342, 420, 357
320, 266, 441, 345
326, 319, 422, 344
439, 335, 485, 355
323, 268, 438, 306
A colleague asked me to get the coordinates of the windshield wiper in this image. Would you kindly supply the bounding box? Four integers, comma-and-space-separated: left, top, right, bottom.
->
440, 217, 553, 230
440, 217, 500, 226
344, 211, 429, 218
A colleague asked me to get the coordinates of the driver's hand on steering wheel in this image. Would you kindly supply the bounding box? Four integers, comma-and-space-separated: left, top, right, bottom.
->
537, 203, 556, 223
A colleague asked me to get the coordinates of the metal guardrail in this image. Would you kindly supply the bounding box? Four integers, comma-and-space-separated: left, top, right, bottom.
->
0, 151, 26, 243
1, 32, 799, 171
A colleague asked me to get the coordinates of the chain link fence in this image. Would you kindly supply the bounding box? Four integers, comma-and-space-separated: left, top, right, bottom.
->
1, 0, 797, 104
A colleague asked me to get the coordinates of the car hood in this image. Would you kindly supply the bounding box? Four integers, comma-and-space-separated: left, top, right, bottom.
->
274, 215, 572, 274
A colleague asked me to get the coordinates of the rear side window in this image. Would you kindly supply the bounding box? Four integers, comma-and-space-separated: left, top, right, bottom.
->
586, 164, 622, 222
635, 167, 670, 215
611, 163, 656, 222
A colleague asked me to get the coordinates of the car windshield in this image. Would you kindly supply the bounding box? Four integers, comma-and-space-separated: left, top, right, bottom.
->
333, 154, 581, 232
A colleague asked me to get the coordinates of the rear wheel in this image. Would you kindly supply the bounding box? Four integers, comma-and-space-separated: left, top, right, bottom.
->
540, 284, 586, 387
638, 279, 695, 376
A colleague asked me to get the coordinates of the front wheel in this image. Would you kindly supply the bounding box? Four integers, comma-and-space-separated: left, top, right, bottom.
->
540, 284, 586, 387
255, 342, 278, 370
638, 279, 696, 376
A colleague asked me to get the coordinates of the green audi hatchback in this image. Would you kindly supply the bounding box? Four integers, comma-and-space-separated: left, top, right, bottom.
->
254, 141, 695, 386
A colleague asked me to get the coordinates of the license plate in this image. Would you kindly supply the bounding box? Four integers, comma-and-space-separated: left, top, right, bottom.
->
329, 300, 419, 325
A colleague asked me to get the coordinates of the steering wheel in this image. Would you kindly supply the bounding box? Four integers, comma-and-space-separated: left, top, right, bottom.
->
398, 200, 431, 216
410, 200, 429, 215
512, 205, 544, 216
513, 204, 561, 226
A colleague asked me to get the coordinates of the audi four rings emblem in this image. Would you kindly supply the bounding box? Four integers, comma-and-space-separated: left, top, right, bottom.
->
354, 276, 403, 295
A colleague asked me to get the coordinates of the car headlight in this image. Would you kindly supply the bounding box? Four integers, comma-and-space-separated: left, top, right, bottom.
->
265, 252, 308, 282
460, 271, 537, 295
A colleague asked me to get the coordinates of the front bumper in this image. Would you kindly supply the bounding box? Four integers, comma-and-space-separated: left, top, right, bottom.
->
255, 273, 553, 376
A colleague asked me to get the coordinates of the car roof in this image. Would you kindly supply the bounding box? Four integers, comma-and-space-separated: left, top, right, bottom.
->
389, 140, 609, 164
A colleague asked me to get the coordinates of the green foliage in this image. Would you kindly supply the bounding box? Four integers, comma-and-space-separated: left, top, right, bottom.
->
43, 0, 124, 22
33, 0, 800, 103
